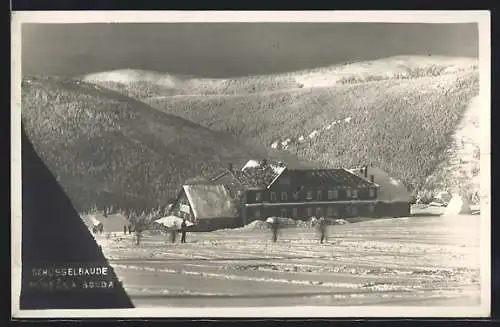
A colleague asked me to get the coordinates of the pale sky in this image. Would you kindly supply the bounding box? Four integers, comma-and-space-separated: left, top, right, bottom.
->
22, 23, 478, 78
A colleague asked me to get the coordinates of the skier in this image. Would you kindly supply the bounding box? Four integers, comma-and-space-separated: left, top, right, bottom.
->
180, 219, 188, 243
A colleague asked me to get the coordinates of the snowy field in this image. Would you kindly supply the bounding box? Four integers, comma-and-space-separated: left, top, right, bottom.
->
95, 209, 481, 308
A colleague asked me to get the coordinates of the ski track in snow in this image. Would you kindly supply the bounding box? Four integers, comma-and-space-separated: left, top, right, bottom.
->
96, 214, 481, 307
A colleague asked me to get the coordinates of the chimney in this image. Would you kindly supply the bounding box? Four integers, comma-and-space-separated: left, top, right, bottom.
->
228, 163, 233, 172
369, 174, 374, 183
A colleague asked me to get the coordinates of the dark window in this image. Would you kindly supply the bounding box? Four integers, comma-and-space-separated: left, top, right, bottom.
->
307, 207, 313, 217
255, 209, 261, 219
255, 192, 262, 202
270, 192, 277, 201
280, 208, 287, 217
281, 191, 288, 201
346, 189, 352, 198
292, 207, 299, 218
328, 206, 339, 217
368, 203, 375, 213
292, 191, 300, 201
369, 188, 376, 198
328, 189, 339, 200
351, 205, 358, 216
316, 207, 323, 217
317, 190, 323, 200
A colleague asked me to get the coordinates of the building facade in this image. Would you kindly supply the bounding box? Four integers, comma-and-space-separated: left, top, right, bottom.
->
211, 160, 381, 225
169, 160, 412, 230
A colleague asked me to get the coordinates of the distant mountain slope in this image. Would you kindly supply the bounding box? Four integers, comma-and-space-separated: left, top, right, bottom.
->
84, 56, 480, 195
423, 95, 482, 198
82, 56, 477, 97
21, 77, 307, 212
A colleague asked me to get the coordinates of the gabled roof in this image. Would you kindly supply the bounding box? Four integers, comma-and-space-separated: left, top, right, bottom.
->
210, 160, 287, 190
81, 213, 129, 232
210, 160, 377, 190
183, 184, 239, 219
231, 164, 286, 190
80, 215, 103, 229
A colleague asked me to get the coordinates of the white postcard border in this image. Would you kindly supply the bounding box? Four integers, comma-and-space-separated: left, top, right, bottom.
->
11, 10, 491, 318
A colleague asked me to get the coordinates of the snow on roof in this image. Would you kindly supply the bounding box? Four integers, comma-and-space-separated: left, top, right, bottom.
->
183, 184, 239, 220
88, 215, 103, 226
154, 215, 188, 228
236, 161, 287, 189
89, 213, 130, 232
80, 215, 103, 229
242, 159, 262, 170
349, 166, 411, 202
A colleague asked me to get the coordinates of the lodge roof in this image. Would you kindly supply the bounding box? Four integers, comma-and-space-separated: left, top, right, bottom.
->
230, 164, 286, 189
210, 160, 377, 190
283, 168, 377, 188
183, 184, 239, 219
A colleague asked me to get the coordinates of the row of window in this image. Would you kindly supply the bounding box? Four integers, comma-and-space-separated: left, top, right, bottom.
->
254, 204, 375, 219
256, 188, 375, 202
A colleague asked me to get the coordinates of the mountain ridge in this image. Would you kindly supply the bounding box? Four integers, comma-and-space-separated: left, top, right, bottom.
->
82, 55, 478, 97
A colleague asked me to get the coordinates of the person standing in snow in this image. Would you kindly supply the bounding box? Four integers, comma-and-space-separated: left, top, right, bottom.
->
318, 216, 328, 244
271, 218, 280, 243
170, 226, 177, 243
180, 219, 188, 243
135, 228, 142, 245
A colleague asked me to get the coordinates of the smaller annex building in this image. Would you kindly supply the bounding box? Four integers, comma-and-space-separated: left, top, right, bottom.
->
347, 165, 411, 217
80, 213, 130, 233
169, 184, 240, 231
